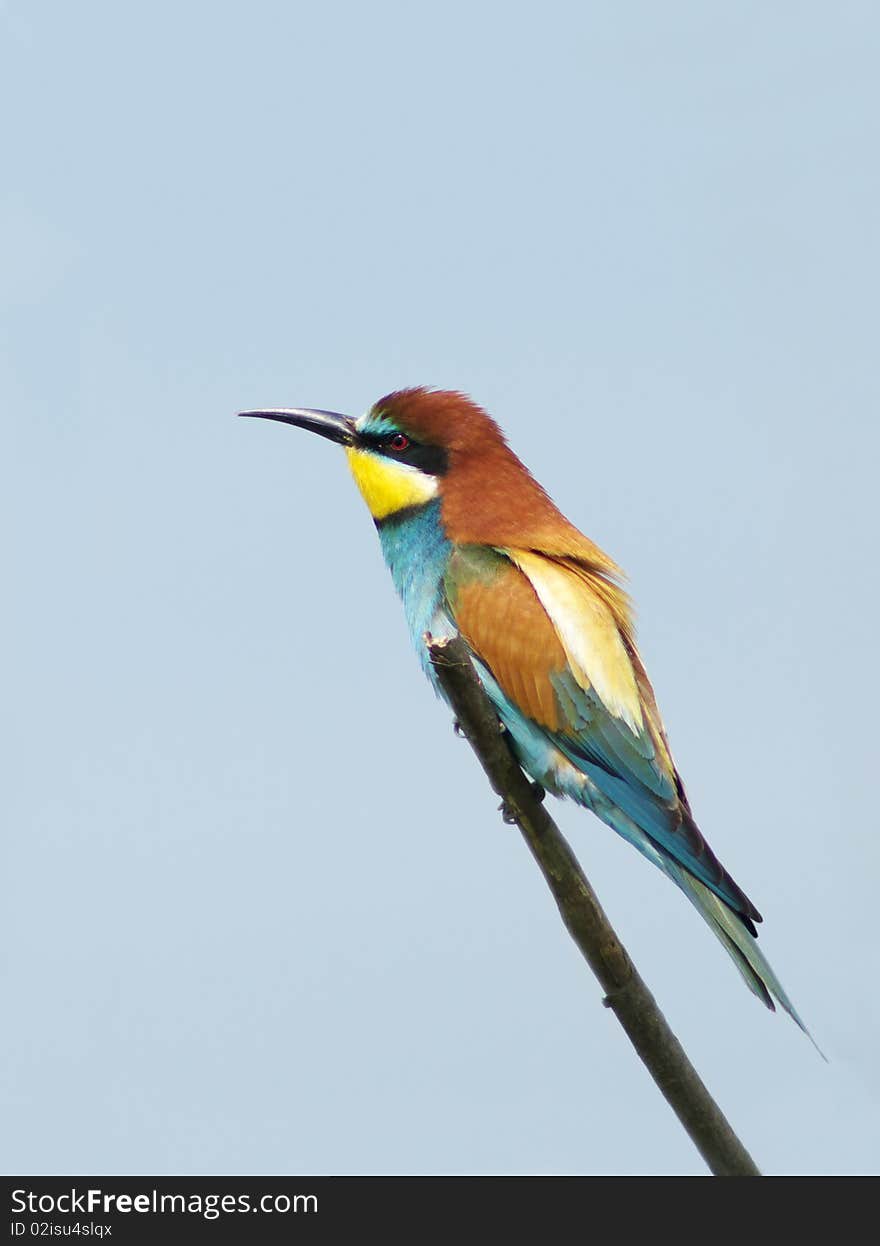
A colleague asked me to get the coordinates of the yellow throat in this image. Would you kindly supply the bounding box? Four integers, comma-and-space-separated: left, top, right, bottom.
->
345, 447, 439, 520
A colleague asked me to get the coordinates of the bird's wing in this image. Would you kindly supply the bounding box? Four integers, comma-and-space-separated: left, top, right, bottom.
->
444, 544, 760, 926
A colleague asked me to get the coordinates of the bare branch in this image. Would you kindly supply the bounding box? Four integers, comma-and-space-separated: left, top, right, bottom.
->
427, 633, 761, 1178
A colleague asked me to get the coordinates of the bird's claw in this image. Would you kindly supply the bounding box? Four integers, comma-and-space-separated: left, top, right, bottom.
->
499, 781, 545, 825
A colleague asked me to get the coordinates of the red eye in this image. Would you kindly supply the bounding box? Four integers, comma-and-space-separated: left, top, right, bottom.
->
390, 433, 410, 451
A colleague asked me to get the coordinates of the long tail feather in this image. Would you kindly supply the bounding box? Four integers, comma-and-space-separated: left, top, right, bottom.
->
668, 863, 826, 1058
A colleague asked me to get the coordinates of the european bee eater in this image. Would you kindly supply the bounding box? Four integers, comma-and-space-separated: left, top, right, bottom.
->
241, 388, 807, 1033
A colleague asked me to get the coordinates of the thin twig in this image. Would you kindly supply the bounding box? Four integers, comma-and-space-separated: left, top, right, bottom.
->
427, 633, 761, 1178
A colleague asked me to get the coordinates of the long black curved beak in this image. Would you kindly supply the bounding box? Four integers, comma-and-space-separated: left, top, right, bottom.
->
238, 408, 356, 447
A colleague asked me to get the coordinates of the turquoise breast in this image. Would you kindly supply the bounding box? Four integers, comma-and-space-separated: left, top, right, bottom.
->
375, 500, 456, 682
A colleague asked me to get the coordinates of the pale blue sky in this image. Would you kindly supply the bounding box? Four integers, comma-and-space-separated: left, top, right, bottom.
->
3, 1, 878, 1174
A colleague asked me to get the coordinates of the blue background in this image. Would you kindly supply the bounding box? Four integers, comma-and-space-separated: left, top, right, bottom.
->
3, 1, 878, 1174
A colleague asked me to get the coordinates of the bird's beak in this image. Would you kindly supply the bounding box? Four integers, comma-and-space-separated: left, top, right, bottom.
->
238, 408, 356, 447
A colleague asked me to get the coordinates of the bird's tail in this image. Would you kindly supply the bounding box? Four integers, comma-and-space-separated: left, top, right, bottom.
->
666, 861, 825, 1056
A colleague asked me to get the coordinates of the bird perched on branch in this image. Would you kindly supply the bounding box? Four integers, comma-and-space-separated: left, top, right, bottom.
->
240, 387, 808, 1033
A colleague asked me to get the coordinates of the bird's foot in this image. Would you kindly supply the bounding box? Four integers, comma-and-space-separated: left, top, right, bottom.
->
499, 782, 545, 825
455, 719, 508, 740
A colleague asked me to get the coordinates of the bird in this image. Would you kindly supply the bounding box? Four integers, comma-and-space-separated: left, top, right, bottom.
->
240, 387, 810, 1035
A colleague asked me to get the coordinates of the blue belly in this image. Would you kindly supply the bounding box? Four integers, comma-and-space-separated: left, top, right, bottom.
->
375, 502, 456, 682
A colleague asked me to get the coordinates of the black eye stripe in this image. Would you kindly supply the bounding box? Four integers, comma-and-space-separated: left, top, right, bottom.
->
359, 432, 449, 477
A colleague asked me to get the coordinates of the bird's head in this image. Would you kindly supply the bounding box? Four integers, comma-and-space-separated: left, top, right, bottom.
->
239, 387, 615, 568
239, 387, 511, 526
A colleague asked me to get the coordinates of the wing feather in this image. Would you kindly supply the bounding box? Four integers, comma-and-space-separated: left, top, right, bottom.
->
445, 545, 566, 731
445, 543, 760, 926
